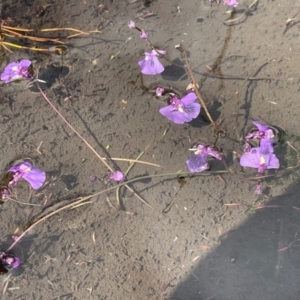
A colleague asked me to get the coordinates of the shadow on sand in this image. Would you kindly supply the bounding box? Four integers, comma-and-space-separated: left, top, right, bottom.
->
170, 178, 300, 300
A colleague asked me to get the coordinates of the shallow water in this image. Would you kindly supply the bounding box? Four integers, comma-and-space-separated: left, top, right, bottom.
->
0, 0, 300, 299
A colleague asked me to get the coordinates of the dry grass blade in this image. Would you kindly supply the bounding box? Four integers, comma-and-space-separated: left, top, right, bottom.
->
1, 42, 51, 52
3, 33, 64, 43
111, 157, 160, 168
116, 143, 156, 210
40, 27, 90, 35
2, 25, 33, 32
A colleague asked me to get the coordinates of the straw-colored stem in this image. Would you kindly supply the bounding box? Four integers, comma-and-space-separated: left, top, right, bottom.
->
1, 41, 51, 52
2, 25, 34, 32
40, 27, 89, 35
110, 158, 160, 168
116, 144, 155, 210
37, 83, 114, 172
2, 32, 64, 43
176, 44, 224, 134
0, 43, 12, 53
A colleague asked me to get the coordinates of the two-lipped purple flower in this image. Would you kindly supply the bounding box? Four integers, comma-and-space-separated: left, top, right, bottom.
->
8, 161, 46, 190
240, 121, 279, 174
1, 60, 33, 83
240, 147, 279, 174
127, 20, 165, 75
107, 170, 124, 182
222, 0, 238, 7
186, 144, 222, 173
159, 92, 201, 124
245, 121, 276, 155
0, 252, 20, 269
138, 50, 165, 75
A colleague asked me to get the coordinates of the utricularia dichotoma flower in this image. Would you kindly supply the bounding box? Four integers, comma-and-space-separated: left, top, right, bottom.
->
0, 252, 21, 271
8, 161, 46, 190
138, 50, 165, 75
107, 170, 124, 182
159, 92, 201, 124
186, 144, 222, 173
240, 121, 280, 194
240, 147, 279, 174
245, 121, 277, 155
222, 0, 238, 7
1, 60, 33, 83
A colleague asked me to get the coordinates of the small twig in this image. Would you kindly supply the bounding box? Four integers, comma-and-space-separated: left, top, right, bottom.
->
40, 27, 90, 35
116, 144, 155, 210
110, 157, 160, 168
1, 41, 51, 52
175, 43, 224, 135
2, 25, 33, 32
37, 83, 114, 172
5, 197, 41, 207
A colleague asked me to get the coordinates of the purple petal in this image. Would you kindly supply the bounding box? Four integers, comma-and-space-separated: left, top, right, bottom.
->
206, 147, 222, 160
186, 153, 209, 173
19, 59, 32, 68
259, 139, 274, 155
180, 93, 198, 105
265, 153, 280, 169
140, 29, 148, 39
108, 170, 124, 182
182, 102, 201, 119
127, 20, 136, 29
252, 121, 268, 131
240, 148, 260, 168
159, 105, 190, 124
22, 168, 46, 189
223, 0, 238, 7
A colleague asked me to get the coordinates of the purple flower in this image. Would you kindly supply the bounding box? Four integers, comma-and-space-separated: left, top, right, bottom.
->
222, 0, 238, 7
140, 29, 148, 39
254, 183, 262, 195
1, 60, 33, 83
245, 121, 276, 154
155, 87, 166, 97
127, 20, 136, 29
89, 175, 98, 183
246, 121, 275, 142
240, 147, 279, 174
159, 93, 201, 124
8, 161, 46, 190
138, 50, 164, 75
0, 252, 20, 269
107, 170, 124, 182
186, 144, 222, 173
